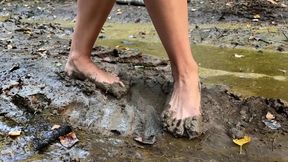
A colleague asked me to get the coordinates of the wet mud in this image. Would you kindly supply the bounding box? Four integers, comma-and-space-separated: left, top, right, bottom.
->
0, 0, 287, 161
1, 0, 287, 52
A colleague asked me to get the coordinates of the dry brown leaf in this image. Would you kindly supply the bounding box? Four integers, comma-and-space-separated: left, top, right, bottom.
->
253, 14, 261, 19
267, 0, 278, 5
8, 130, 21, 137
266, 112, 275, 120
51, 124, 61, 130
59, 132, 79, 148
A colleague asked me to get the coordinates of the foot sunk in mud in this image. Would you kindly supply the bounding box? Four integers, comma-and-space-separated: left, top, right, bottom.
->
63, 56, 128, 99
71, 70, 128, 99
161, 109, 203, 139
57, 70, 128, 99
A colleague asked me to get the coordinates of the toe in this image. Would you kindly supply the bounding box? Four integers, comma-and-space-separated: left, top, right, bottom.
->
184, 116, 203, 139
161, 110, 174, 129
161, 110, 185, 137
173, 119, 185, 137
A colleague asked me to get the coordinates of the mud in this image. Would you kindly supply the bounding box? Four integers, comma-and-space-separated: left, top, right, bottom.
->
0, 0, 288, 161
1, 0, 287, 51
162, 110, 204, 139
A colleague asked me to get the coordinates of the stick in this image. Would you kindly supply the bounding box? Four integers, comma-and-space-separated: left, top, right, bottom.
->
33, 125, 72, 152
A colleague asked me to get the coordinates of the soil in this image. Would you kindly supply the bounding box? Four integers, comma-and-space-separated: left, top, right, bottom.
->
1, 0, 287, 51
0, 0, 288, 161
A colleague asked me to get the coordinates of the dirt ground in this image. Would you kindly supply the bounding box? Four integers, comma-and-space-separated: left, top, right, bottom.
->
1, 0, 288, 51
0, 0, 288, 161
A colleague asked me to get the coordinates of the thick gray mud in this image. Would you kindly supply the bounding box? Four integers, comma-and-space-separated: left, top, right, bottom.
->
0, 1, 287, 161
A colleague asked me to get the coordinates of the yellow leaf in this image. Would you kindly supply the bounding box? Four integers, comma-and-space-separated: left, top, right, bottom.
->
253, 14, 261, 19
115, 45, 129, 51
233, 135, 251, 154
233, 135, 251, 146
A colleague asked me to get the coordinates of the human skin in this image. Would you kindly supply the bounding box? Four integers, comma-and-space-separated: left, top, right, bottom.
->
65, 0, 201, 127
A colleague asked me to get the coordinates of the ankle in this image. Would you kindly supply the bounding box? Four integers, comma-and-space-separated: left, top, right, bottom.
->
173, 63, 199, 84
68, 51, 91, 63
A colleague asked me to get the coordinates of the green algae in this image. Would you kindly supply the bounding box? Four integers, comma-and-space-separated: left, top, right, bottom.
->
205, 75, 288, 101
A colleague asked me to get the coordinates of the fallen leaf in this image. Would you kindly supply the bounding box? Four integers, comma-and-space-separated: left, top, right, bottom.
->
115, 45, 129, 51
234, 54, 245, 58
7, 44, 13, 50
8, 130, 21, 137
266, 112, 275, 120
191, 8, 197, 12
59, 132, 79, 148
253, 14, 261, 19
267, 0, 278, 5
281, 3, 287, 8
233, 135, 251, 154
252, 19, 259, 22
116, 9, 122, 15
134, 135, 156, 145
51, 124, 61, 130
278, 69, 287, 74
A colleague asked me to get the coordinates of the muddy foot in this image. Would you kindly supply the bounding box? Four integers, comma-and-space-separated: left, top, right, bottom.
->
161, 109, 203, 139
161, 78, 203, 139
65, 57, 128, 99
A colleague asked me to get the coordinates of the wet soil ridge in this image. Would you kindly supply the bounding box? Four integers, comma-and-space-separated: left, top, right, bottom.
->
1, 44, 288, 160
208, 0, 288, 21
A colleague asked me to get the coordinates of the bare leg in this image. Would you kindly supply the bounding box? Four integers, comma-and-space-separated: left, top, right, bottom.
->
65, 0, 123, 85
144, 0, 201, 137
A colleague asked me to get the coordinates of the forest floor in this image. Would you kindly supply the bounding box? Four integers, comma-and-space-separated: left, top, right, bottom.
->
0, 0, 287, 161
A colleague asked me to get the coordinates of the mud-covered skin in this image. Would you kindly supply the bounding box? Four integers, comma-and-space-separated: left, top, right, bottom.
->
162, 82, 203, 139
62, 70, 128, 99
162, 109, 203, 139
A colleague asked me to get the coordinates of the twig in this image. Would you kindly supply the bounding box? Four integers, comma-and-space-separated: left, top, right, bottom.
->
33, 125, 72, 152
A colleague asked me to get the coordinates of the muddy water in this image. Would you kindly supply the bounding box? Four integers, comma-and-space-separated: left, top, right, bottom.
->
19, 18, 288, 110
92, 23, 288, 101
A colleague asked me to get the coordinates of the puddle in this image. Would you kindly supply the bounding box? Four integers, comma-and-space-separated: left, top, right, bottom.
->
29, 19, 286, 101
93, 23, 288, 101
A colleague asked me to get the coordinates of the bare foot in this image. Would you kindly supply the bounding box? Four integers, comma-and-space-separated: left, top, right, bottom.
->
65, 53, 124, 86
65, 53, 128, 99
162, 73, 203, 139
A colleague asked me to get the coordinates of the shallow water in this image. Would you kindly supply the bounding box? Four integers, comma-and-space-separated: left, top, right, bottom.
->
93, 23, 288, 101
26, 19, 287, 101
